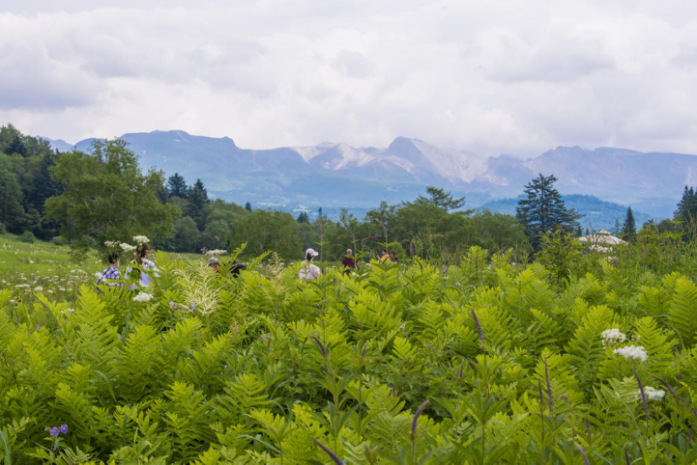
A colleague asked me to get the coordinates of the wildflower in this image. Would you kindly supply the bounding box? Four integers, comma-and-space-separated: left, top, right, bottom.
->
613, 345, 648, 362
169, 301, 175, 309
189, 303, 196, 310
95, 272, 104, 280
133, 292, 153, 303
120, 243, 136, 252
133, 235, 150, 244
104, 241, 120, 248
601, 328, 627, 346
205, 249, 228, 256
15, 284, 29, 289
400, 323, 406, 330
60, 424, 68, 434
643, 386, 665, 401
49, 427, 60, 437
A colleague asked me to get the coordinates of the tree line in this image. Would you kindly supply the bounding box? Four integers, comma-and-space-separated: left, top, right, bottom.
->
3, 124, 693, 261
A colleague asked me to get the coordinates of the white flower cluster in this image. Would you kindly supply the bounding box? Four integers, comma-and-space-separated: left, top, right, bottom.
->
205, 249, 228, 257
95, 272, 104, 280
643, 386, 666, 401
133, 235, 150, 244
34, 286, 43, 292
133, 292, 153, 303
120, 243, 136, 252
104, 241, 120, 248
601, 328, 627, 346
613, 345, 648, 362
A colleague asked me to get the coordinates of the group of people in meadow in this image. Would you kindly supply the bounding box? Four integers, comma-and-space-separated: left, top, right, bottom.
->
97, 239, 159, 288
98, 238, 396, 286
297, 247, 396, 281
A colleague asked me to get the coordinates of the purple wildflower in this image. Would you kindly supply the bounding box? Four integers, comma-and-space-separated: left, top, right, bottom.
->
35, 324, 40, 330
189, 303, 196, 310
169, 301, 175, 309
50, 427, 60, 437
60, 424, 68, 434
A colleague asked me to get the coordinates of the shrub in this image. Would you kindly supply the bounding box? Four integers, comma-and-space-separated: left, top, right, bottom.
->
18, 231, 36, 243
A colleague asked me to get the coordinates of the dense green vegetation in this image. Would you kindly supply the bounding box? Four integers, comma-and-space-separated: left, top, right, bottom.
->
0, 126, 533, 262
2, 232, 697, 463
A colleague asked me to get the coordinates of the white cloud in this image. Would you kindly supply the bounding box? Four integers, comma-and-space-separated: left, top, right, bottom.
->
1, 0, 697, 157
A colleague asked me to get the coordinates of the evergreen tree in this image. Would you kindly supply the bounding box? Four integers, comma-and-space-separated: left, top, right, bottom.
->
415, 186, 465, 211
318, 207, 323, 218
297, 211, 309, 223
187, 179, 209, 229
621, 207, 637, 242
167, 173, 189, 198
7, 134, 27, 156
675, 186, 697, 222
515, 174, 582, 250
245, 202, 252, 211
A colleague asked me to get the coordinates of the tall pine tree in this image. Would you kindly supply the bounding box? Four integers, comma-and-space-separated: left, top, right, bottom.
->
187, 179, 209, 229
621, 207, 637, 242
516, 174, 582, 250
167, 173, 189, 198
675, 186, 697, 223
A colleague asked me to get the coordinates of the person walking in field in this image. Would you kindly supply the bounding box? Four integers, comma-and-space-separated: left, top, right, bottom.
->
98, 252, 121, 285
379, 249, 391, 264
299, 248, 321, 280
230, 259, 247, 278
127, 241, 159, 288
341, 248, 358, 275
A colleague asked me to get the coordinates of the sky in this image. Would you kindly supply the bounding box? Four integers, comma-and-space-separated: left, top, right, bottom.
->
2, 0, 697, 157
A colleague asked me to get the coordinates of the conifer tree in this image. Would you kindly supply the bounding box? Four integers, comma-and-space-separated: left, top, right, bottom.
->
621, 207, 637, 242
245, 202, 252, 211
187, 179, 209, 229
415, 186, 465, 211
516, 174, 582, 250
675, 186, 697, 223
167, 173, 189, 198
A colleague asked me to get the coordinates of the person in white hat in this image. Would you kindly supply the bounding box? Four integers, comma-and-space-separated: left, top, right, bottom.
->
299, 248, 321, 280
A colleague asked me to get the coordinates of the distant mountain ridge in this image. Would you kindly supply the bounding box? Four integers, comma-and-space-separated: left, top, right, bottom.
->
45, 130, 695, 219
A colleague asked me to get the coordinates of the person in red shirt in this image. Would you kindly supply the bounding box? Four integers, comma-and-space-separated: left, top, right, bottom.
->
341, 248, 358, 275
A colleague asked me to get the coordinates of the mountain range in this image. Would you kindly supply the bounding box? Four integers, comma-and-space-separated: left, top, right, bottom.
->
42, 130, 697, 225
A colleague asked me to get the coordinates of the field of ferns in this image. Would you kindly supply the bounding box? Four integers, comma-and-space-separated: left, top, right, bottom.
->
2, 238, 697, 464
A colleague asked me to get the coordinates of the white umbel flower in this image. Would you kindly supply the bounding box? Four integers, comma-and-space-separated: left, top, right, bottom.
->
205, 249, 227, 256
120, 243, 136, 252
133, 235, 150, 244
643, 386, 666, 401
602, 328, 627, 346
104, 241, 120, 248
613, 345, 648, 362
133, 292, 153, 303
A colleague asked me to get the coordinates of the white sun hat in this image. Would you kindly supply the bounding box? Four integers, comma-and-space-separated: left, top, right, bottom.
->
305, 248, 319, 258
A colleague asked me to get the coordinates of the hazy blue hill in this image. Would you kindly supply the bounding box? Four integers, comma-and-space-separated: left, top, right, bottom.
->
40, 137, 73, 152
479, 194, 656, 231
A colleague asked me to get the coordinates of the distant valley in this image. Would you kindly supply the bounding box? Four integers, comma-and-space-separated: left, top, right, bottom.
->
43, 130, 696, 229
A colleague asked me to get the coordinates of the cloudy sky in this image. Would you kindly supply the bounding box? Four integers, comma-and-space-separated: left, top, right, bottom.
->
2, 0, 697, 157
